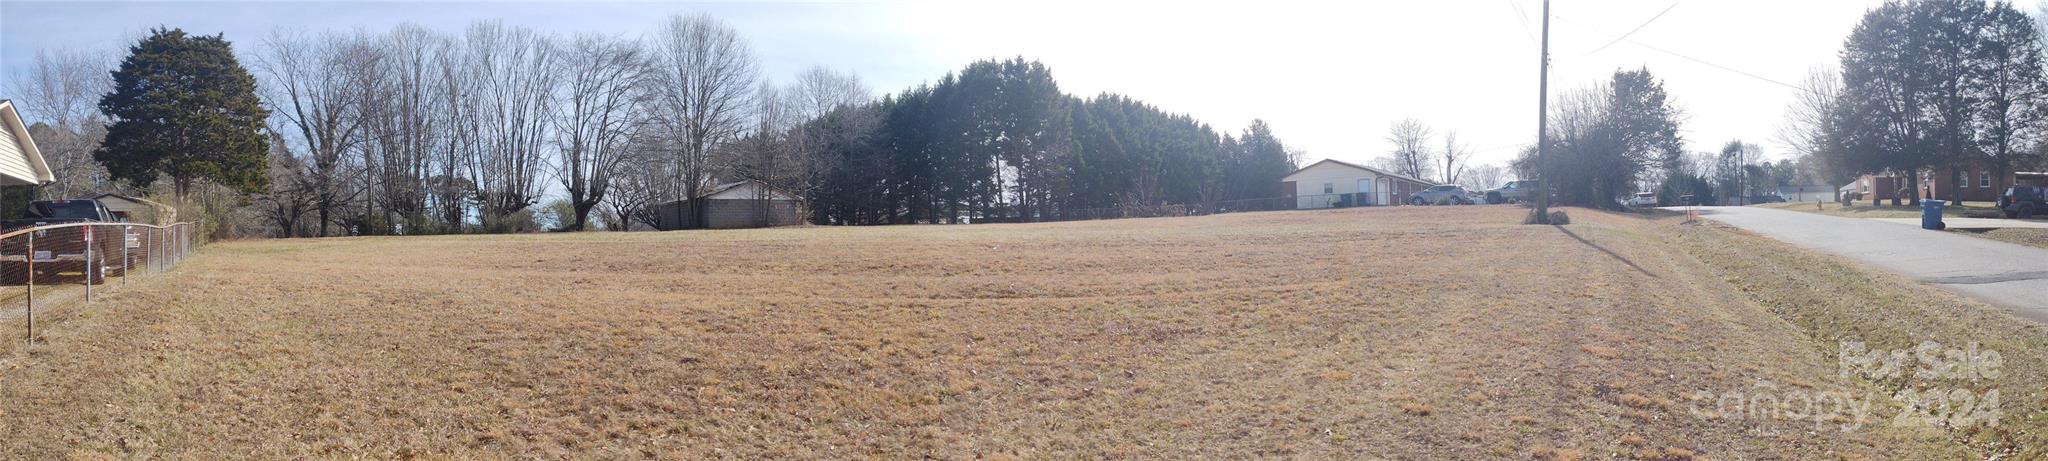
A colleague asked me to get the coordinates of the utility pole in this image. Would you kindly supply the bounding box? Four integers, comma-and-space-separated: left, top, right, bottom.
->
1534, 0, 1553, 224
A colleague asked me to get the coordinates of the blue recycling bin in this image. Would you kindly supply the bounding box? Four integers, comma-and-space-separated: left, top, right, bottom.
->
1921, 200, 1946, 230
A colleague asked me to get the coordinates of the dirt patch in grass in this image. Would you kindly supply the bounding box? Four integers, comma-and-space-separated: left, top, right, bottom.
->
0, 206, 2032, 458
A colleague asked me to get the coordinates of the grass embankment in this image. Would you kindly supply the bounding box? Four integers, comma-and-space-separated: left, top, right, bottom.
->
1756, 200, 2004, 219
1949, 227, 2048, 250
0, 206, 2040, 459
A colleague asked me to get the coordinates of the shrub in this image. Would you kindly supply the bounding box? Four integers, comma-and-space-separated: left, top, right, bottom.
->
1524, 209, 1570, 225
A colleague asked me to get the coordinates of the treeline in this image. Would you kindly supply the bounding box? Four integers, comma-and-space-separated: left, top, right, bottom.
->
802, 59, 1295, 225
21, 14, 1297, 237
1786, 0, 2048, 203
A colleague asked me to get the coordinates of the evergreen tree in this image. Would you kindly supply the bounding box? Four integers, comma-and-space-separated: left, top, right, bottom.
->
795, 58, 1298, 223
1231, 119, 1293, 200
96, 28, 270, 198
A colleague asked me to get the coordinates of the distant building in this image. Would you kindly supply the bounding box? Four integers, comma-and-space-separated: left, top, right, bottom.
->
1850, 168, 2048, 204
1923, 165, 2046, 203
1777, 184, 1835, 203
1280, 159, 1435, 208
94, 193, 175, 225
646, 180, 803, 230
1844, 174, 1905, 203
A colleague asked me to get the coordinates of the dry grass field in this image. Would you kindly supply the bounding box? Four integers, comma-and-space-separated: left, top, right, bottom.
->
1, 206, 2043, 459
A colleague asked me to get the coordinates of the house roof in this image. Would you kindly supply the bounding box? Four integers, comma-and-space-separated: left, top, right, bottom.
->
0, 99, 56, 185
1281, 158, 1436, 185
94, 193, 173, 210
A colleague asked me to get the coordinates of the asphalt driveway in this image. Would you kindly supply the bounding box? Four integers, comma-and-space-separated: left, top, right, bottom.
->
1685, 206, 2048, 322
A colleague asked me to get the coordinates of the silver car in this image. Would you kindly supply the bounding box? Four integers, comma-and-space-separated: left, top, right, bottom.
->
1410, 185, 1474, 205
1624, 192, 1658, 208
1491, 180, 1536, 203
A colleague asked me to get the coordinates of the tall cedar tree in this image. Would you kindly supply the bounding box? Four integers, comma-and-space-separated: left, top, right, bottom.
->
97, 28, 270, 198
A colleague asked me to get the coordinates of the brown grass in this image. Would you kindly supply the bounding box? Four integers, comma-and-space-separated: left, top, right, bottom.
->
1950, 227, 2048, 250
0, 205, 2036, 458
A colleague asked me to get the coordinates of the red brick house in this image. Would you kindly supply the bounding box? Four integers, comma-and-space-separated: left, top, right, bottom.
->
1844, 174, 1905, 202
1852, 168, 2048, 204
1923, 166, 2013, 202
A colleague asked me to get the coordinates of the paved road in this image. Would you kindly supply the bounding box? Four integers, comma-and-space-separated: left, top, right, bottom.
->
1685, 206, 2048, 322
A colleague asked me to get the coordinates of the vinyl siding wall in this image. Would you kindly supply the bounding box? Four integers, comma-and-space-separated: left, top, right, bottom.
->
0, 122, 35, 185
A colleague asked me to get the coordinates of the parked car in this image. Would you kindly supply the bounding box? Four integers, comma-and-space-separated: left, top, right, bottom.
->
1999, 185, 2045, 219
1486, 180, 1538, 204
1411, 185, 1474, 205
0, 199, 133, 284
1, 199, 117, 230
1624, 192, 1658, 208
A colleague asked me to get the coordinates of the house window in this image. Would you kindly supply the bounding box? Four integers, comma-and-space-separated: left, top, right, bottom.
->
1981, 171, 1991, 188
1323, 182, 1333, 194
1956, 169, 1969, 188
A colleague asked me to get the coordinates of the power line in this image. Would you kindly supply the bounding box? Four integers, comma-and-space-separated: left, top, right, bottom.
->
1554, 14, 1805, 92
1584, 2, 1679, 56
1505, 0, 1539, 45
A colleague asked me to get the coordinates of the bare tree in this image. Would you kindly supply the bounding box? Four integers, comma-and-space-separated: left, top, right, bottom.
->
1439, 130, 1469, 185
605, 141, 676, 230
553, 33, 646, 231
1462, 163, 1509, 190
788, 66, 870, 120
254, 30, 382, 236
360, 24, 456, 234
740, 81, 794, 223
645, 13, 759, 228
254, 133, 319, 237
461, 21, 558, 229
1775, 68, 1850, 185
784, 66, 869, 217
432, 27, 477, 230
1283, 147, 1308, 171
7, 48, 117, 198
1383, 118, 1435, 180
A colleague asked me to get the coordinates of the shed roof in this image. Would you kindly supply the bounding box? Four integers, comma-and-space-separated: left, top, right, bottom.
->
94, 193, 173, 209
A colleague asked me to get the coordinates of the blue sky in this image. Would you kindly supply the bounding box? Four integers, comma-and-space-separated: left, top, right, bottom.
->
3, 0, 1892, 170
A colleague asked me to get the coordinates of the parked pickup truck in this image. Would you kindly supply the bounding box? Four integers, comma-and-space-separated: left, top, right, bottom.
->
0, 199, 138, 284
2, 199, 119, 230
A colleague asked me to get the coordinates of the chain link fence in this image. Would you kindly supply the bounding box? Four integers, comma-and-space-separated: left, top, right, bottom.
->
0, 222, 197, 345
